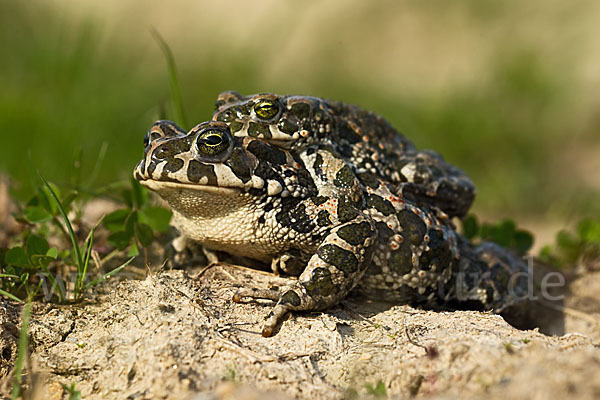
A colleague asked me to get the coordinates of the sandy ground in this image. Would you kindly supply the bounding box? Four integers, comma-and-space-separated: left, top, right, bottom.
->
0, 260, 598, 400
0, 185, 598, 399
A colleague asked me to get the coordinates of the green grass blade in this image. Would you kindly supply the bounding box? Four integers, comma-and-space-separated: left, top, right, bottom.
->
86, 141, 108, 189
31, 280, 44, 299
77, 225, 96, 297
37, 173, 84, 270
11, 300, 32, 400
85, 256, 135, 289
0, 289, 23, 303
150, 28, 187, 128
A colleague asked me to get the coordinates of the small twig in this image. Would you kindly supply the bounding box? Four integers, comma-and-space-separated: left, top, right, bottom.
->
225, 263, 281, 277
404, 323, 426, 350
99, 248, 120, 265
186, 262, 219, 280
277, 351, 325, 362
157, 258, 169, 273
175, 288, 192, 300
217, 267, 238, 283
404, 321, 439, 359
91, 249, 102, 270
212, 335, 277, 363
340, 302, 392, 331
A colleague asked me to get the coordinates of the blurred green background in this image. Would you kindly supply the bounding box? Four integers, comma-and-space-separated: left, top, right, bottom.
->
1, 0, 598, 247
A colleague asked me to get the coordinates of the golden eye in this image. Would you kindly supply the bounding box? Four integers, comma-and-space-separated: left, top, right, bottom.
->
254, 100, 280, 120
196, 129, 230, 156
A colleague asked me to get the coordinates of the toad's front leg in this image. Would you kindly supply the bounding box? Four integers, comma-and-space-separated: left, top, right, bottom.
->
234, 217, 377, 337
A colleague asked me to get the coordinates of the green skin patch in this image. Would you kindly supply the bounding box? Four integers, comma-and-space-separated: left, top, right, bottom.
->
316, 210, 333, 227
278, 118, 299, 134
280, 290, 301, 307
318, 244, 360, 276
303, 267, 336, 297
247, 140, 287, 165
248, 122, 272, 138
187, 160, 218, 185
154, 139, 192, 160
366, 194, 396, 216
225, 148, 252, 183
333, 165, 355, 189
336, 221, 373, 246
388, 243, 414, 275
396, 209, 427, 246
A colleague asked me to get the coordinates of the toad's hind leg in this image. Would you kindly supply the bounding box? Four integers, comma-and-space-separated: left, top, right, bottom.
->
234, 217, 377, 337
450, 239, 529, 311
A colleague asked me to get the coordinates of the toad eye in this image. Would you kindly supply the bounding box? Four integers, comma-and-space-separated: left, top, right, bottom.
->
195, 129, 231, 157
254, 100, 280, 120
